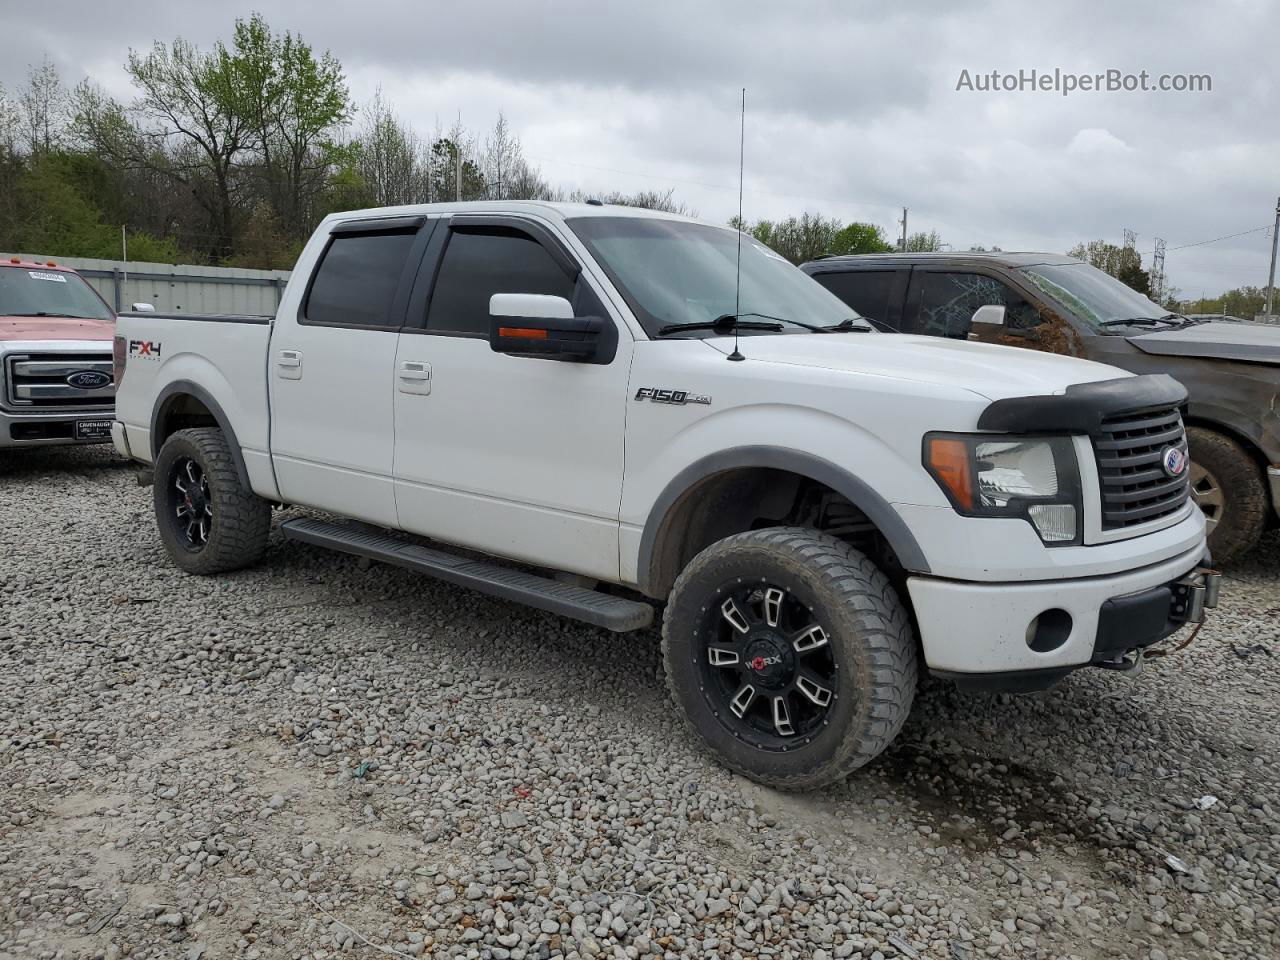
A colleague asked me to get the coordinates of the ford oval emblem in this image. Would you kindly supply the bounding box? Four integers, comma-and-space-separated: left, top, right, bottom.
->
66, 370, 112, 389
1161, 446, 1188, 478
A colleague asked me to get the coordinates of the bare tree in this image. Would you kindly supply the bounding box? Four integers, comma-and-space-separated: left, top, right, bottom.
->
570, 187, 690, 215
357, 89, 428, 206
0, 83, 20, 154
18, 58, 69, 154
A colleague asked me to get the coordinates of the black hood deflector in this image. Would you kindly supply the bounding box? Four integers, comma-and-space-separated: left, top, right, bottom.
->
976, 374, 1188, 434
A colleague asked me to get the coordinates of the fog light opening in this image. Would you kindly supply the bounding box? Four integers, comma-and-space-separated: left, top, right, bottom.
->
1026, 608, 1073, 652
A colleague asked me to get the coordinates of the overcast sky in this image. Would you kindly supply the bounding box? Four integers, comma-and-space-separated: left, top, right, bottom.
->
3, 0, 1276, 298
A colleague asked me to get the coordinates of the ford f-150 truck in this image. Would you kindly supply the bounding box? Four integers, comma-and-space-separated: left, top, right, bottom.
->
112, 202, 1219, 789
1, 258, 117, 448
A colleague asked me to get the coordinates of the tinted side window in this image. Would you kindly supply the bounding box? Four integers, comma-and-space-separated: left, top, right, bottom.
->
426, 229, 574, 335
812, 271, 897, 327
305, 230, 417, 327
910, 271, 1039, 338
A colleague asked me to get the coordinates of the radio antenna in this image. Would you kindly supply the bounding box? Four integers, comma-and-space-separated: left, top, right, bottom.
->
727, 87, 747, 362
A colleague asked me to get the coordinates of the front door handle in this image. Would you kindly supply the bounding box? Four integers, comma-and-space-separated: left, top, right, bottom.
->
398, 360, 431, 395
276, 349, 302, 380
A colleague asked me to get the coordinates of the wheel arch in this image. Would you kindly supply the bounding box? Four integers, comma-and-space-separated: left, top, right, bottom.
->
150, 380, 251, 489
636, 446, 931, 598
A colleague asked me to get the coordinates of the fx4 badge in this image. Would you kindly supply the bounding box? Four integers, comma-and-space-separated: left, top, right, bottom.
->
129, 339, 162, 359
634, 387, 711, 406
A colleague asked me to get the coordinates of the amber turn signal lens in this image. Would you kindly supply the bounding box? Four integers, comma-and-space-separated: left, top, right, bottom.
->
925, 437, 975, 510
498, 327, 548, 340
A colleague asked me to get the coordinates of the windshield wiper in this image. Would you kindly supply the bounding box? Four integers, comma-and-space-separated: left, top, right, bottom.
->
819, 317, 873, 333
1098, 315, 1185, 328
658, 316, 783, 336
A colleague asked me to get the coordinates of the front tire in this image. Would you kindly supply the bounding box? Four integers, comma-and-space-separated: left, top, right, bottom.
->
154, 428, 271, 575
662, 528, 917, 790
1187, 427, 1266, 565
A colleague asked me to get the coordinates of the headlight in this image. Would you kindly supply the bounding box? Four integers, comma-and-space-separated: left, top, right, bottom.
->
923, 433, 1081, 544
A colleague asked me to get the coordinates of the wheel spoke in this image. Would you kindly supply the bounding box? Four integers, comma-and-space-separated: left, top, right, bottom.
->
729, 684, 756, 718
707, 646, 740, 667
174, 478, 187, 494
198, 519, 209, 544
762, 587, 785, 627
175, 504, 190, 519
795, 671, 833, 708
720, 596, 753, 634
185, 461, 198, 485
772, 696, 795, 737
791, 624, 828, 654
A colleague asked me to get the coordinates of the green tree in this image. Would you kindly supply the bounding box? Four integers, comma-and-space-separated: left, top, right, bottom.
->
232, 14, 351, 242
904, 230, 943, 252
118, 35, 255, 259
830, 221, 895, 255
732, 212, 842, 264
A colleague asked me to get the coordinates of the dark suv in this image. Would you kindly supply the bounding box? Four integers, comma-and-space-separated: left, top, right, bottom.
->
802, 252, 1280, 563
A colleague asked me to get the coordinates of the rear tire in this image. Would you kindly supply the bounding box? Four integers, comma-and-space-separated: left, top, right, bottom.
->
1187, 427, 1265, 565
662, 527, 917, 790
154, 428, 271, 575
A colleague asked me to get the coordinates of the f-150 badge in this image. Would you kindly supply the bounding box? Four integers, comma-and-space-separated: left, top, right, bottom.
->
635, 387, 711, 406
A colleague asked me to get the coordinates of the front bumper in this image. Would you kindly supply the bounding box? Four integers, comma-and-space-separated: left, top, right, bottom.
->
909, 543, 1219, 688
0, 406, 115, 449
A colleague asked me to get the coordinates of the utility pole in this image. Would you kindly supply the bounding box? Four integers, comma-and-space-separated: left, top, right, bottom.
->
121, 225, 127, 283
455, 146, 462, 201
898, 207, 908, 251
1266, 195, 1279, 321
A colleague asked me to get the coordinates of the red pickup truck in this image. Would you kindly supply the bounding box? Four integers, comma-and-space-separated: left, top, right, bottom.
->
0, 258, 117, 449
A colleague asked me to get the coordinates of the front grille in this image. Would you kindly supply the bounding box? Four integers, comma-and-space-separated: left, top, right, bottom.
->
1093, 405, 1190, 530
4, 353, 114, 409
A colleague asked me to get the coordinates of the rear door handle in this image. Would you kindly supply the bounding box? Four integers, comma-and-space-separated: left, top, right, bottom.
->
398, 360, 431, 395
276, 349, 302, 379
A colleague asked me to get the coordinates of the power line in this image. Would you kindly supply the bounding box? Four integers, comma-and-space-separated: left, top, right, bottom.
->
1165, 224, 1272, 252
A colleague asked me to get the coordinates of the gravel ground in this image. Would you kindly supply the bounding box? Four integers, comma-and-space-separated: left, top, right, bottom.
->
1, 445, 1277, 960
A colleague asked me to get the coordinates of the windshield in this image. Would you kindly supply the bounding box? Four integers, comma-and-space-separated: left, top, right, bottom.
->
566, 217, 867, 337
0, 266, 114, 321
1017, 262, 1173, 331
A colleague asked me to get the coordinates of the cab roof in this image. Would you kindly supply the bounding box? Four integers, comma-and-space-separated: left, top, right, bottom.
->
804, 251, 1082, 271
1, 257, 76, 271
322, 199, 711, 228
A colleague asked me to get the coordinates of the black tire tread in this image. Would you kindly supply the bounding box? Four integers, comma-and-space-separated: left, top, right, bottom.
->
154, 428, 271, 575
663, 526, 917, 790
1187, 426, 1266, 565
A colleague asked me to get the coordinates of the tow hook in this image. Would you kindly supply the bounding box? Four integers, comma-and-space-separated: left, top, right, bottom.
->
1172, 567, 1222, 625
1097, 648, 1145, 679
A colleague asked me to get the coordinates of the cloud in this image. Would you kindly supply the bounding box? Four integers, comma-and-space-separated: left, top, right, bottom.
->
1, 0, 1276, 295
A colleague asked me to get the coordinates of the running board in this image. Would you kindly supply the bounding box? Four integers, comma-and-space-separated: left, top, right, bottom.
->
280, 517, 654, 633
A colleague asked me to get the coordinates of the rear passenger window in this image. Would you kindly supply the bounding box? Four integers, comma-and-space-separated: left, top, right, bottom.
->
305, 230, 417, 327
426, 228, 574, 336
812, 271, 898, 326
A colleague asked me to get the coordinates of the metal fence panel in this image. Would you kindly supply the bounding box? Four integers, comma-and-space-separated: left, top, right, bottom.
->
6, 253, 291, 316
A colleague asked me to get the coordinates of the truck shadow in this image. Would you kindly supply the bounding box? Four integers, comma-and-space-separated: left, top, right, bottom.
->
0, 444, 130, 479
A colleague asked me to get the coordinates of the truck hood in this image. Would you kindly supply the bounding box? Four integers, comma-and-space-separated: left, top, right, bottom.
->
703, 333, 1124, 401
0, 315, 115, 342
1127, 321, 1280, 365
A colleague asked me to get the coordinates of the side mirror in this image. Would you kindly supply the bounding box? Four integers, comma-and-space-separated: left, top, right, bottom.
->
489, 293, 613, 363
131, 302, 156, 313
971, 304, 1006, 327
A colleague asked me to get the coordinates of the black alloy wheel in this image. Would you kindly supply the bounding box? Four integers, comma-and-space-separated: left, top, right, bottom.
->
699, 581, 838, 750
170, 456, 213, 549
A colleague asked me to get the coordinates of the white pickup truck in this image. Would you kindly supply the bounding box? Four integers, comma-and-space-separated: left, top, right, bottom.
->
112, 202, 1219, 788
